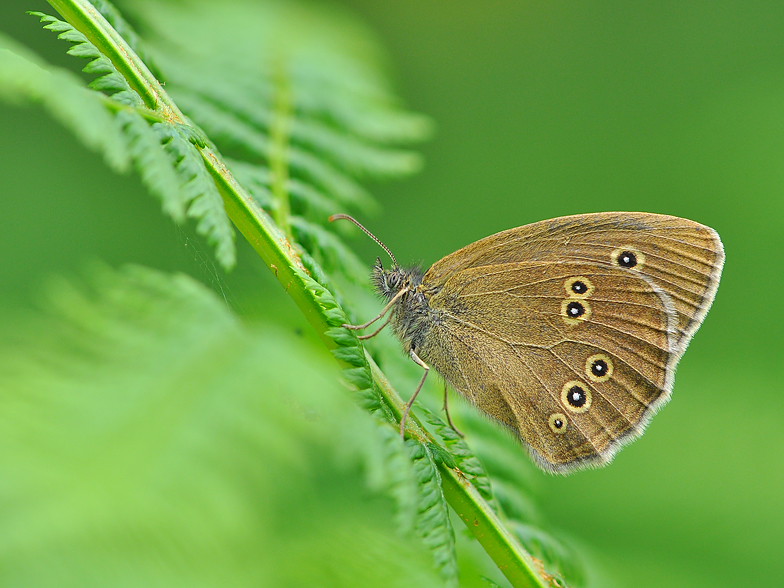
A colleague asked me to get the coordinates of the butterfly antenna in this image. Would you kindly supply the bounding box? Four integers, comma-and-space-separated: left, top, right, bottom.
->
329, 214, 397, 267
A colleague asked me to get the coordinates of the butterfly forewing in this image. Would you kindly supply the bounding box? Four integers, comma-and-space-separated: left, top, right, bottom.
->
424, 212, 724, 356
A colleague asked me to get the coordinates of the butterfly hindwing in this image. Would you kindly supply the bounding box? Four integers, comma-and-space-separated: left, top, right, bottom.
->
421, 259, 678, 471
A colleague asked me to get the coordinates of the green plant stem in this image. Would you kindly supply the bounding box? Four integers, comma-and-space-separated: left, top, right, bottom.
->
369, 357, 547, 588
47, 0, 167, 113
46, 2, 549, 586
205, 153, 336, 348
440, 471, 548, 587
47, 0, 335, 350
270, 58, 292, 236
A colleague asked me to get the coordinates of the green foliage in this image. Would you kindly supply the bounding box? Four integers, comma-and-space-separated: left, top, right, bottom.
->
8, 10, 236, 268
7, 0, 433, 276
407, 438, 459, 587
0, 1, 582, 586
0, 33, 129, 171
0, 265, 440, 588
122, 0, 432, 269
29, 11, 141, 104
116, 111, 183, 220
422, 405, 498, 510
154, 122, 235, 267
461, 411, 586, 587
291, 215, 370, 284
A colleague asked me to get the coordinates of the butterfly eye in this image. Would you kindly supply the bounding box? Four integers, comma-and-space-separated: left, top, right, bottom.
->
548, 413, 568, 434
611, 246, 645, 270
561, 381, 593, 413
585, 353, 613, 382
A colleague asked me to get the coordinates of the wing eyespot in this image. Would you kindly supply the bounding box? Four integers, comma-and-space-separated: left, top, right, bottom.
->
585, 353, 613, 382
560, 381, 592, 413
564, 276, 594, 298
611, 246, 645, 270
561, 299, 591, 325
548, 413, 568, 433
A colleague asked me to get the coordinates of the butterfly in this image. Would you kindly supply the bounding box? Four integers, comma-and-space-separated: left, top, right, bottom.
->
331, 212, 724, 473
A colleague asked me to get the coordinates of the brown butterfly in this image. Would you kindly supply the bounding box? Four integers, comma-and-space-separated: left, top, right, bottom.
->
331, 212, 724, 473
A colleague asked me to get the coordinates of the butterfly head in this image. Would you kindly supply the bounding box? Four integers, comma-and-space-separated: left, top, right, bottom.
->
372, 257, 423, 301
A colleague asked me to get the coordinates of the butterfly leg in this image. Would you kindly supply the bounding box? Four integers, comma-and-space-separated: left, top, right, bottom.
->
358, 312, 393, 340
342, 287, 408, 332
400, 349, 429, 438
442, 382, 465, 438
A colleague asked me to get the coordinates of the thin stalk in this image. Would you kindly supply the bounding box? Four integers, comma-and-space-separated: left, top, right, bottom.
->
368, 357, 548, 588
47, 0, 333, 348
47, 0, 173, 115
269, 58, 292, 236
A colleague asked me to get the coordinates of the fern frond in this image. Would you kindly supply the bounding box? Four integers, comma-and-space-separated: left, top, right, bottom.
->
0, 265, 442, 587
89, 0, 158, 73
226, 157, 340, 221
221, 158, 276, 210
461, 409, 588, 586
420, 405, 498, 511
407, 439, 459, 587
10, 10, 237, 269
15, 0, 431, 277
511, 523, 585, 588
28, 11, 142, 105
286, 178, 339, 219
155, 123, 236, 268
124, 0, 431, 240
169, 88, 378, 216
314, 278, 434, 547
0, 34, 129, 172
287, 145, 378, 214
4, 2, 562, 585
361, 422, 419, 535
159, 70, 423, 179
116, 110, 184, 222
296, 85, 434, 144
12, 12, 233, 255
290, 216, 370, 285
289, 117, 424, 179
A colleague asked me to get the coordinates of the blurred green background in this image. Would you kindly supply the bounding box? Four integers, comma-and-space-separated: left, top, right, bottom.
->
1, 1, 782, 587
